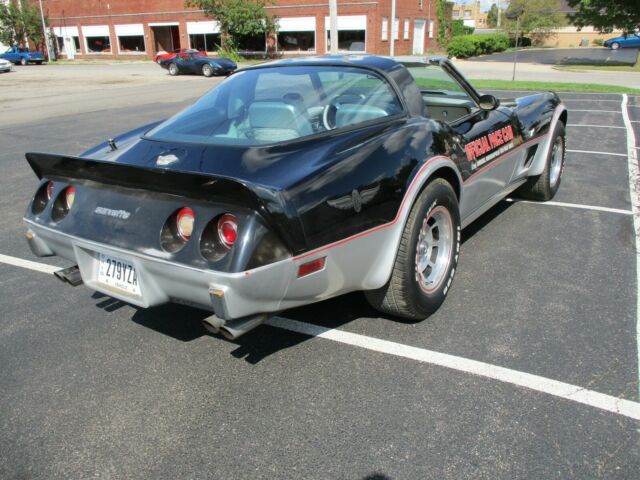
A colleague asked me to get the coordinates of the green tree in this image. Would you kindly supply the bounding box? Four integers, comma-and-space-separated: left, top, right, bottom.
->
567, 0, 640, 33
504, 0, 566, 44
436, 0, 449, 47
184, 0, 276, 52
487, 3, 499, 28
0, 1, 45, 48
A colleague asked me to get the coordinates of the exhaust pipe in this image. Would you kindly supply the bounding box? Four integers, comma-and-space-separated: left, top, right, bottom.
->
219, 314, 269, 340
202, 315, 225, 335
54, 265, 83, 286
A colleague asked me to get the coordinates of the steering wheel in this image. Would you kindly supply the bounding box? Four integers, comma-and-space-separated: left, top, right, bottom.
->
322, 94, 366, 131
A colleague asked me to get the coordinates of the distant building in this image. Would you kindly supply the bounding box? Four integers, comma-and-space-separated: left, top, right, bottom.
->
41, 0, 440, 60
539, 0, 623, 47
450, 1, 487, 29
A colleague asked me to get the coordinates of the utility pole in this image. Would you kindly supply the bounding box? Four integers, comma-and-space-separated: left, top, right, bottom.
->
329, 0, 338, 54
390, 0, 396, 57
38, 0, 55, 60
497, 0, 501, 28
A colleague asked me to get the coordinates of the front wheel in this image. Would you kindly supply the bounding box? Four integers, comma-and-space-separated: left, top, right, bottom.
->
202, 64, 213, 77
611, 42, 620, 50
168, 63, 179, 76
365, 178, 461, 320
517, 122, 565, 201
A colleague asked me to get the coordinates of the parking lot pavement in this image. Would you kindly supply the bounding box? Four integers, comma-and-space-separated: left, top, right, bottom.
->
1, 83, 640, 478
467, 47, 639, 66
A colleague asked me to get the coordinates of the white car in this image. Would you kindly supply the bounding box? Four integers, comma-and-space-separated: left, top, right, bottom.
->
0, 58, 12, 73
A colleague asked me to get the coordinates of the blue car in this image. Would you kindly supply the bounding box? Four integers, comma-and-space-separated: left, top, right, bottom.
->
604, 32, 640, 50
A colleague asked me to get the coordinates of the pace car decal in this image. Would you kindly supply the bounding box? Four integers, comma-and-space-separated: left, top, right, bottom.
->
464, 125, 515, 170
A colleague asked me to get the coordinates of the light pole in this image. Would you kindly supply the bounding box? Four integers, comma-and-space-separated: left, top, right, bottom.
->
505, 6, 524, 82
329, 0, 338, 54
389, 0, 396, 57
38, 0, 55, 60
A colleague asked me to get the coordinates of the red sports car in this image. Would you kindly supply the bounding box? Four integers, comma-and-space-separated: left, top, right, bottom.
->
154, 48, 206, 64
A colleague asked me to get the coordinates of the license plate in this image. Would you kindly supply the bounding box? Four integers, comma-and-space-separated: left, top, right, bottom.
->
97, 253, 141, 297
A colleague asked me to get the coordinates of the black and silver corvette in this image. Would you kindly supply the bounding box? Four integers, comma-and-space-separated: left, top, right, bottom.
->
24, 55, 567, 339
161, 50, 237, 77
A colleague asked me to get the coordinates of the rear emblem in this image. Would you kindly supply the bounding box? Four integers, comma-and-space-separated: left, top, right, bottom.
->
327, 185, 380, 213
156, 154, 179, 166
94, 206, 131, 220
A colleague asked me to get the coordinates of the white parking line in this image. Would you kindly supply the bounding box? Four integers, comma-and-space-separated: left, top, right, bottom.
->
567, 124, 626, 129
267, 318, 640, 422
567, 149, 628, 157
0, 254, 60, 274
505, 198, 632, 215
570, 109, 622, 114
622, 94, 640, 398
2, 252, 640, 422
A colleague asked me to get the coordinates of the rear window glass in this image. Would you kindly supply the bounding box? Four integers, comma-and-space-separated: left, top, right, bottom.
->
145, 65, 403, 146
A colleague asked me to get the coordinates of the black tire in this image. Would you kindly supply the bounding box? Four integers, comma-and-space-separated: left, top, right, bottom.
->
611, 42, 620, 50
202, 64, 213, 77
517, 122, 566, 201
365, 178, 461, 320
35, 60, 42, 65
168, 63, 179, 76
20, 57, 27, 66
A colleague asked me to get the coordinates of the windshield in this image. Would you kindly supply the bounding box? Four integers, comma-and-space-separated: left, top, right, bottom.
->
146, 65, 403, 146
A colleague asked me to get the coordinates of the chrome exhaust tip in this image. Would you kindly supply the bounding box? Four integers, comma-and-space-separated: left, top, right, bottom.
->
218, 314, 269, 340
202, 315, 225, 335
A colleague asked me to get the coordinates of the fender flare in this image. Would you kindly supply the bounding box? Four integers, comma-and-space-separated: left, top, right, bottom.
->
530, 104, 567, 176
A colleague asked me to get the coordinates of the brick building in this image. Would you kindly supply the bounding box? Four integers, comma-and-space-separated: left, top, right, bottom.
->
43, 0, 437, 60
450, 1, 487, 29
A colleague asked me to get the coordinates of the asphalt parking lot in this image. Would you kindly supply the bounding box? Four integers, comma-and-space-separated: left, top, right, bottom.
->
1, 66, 639, 478
469, 47, 639, 66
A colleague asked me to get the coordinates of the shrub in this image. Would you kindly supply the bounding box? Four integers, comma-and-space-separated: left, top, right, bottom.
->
593, 38, 604, 46
510, 36, 532, 48
217, 43, 243, 63
446, 33, 510, 58
451, 19, 475, 37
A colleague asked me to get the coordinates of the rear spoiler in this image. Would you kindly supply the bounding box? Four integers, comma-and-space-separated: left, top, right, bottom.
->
25, 152, 305, 253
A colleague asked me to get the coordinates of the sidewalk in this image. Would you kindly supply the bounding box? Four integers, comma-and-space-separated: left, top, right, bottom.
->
454, 60, 640, 89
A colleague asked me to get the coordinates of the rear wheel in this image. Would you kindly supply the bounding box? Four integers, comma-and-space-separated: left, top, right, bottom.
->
517, 122, 565, 201
365, 178, 461, 320
202, 64, 213, 77
20, 57, 27, 66
611, 42, 620, 50
168, 63, 179, 76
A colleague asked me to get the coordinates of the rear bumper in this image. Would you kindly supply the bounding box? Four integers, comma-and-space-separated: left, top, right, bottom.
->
24, 220, 298, 320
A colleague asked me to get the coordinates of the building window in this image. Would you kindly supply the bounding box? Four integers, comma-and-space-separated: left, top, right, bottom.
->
278, 32, 315, 52
86, 36, 111, 53
464, 10, 471, 18
189, 33, 220, 52
381, 17, 388, 41
429, 20, 434, 39
236, 33, 265, 52
119, 36, 145, 53
56, 36, 81, 53
404, 18, 410, 39
452, 10, 460, 18
394, 17, 399, 40
328, 30, 366, 51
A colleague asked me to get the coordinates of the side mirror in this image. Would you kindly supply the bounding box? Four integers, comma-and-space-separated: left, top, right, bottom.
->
478, 94, 499, 111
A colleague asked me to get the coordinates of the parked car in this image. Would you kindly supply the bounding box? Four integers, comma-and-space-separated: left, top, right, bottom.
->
0, 58, 12, 73
0, 46, 44, 65
604, 32, 640, 50
153, 48, 206, 64
160, 51, 237, 77
23, 55, 566, 339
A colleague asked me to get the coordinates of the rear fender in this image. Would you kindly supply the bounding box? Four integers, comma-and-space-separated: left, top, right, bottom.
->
529, 104, 567, 176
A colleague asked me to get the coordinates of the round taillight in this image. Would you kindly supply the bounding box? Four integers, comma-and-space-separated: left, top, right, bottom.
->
46, 181, 55, 200
217, 214, 237, 249
176, 207, 195, 241
65, 186, 76, 209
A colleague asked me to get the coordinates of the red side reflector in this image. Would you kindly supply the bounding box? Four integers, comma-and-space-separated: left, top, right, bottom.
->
297, 257, 326, 278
